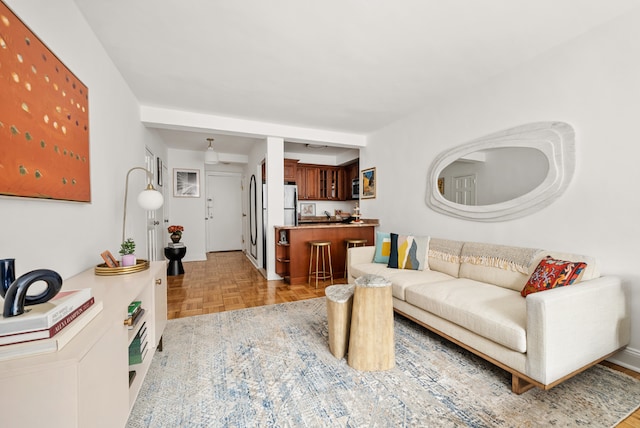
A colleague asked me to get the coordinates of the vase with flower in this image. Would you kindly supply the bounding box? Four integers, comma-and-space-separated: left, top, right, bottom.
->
168, 225, 184, 243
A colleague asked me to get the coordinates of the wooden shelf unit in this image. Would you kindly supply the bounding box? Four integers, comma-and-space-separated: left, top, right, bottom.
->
0, 261, 168, 428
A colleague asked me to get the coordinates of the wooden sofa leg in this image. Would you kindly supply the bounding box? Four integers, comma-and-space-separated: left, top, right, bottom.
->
512, 375, 535, 394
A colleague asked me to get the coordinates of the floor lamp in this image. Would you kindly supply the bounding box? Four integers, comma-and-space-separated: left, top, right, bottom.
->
122, 167, 164, 243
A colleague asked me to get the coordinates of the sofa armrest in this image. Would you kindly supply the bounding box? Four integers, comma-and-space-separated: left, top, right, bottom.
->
347, 246, 376, 284
525, 276, 630, 385
348, 245, 375, 265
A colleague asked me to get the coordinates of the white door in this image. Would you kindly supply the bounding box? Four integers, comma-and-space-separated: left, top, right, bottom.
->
206, 173, 243, 252
454, 174, 476, 206
145, 148, 163, 261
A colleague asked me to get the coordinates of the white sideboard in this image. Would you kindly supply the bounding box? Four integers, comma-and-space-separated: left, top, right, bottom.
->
0, 261, 167, 428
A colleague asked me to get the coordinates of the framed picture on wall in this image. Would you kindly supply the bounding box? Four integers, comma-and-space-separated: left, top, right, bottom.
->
361, 167, 376, 199
173, 168, 200, 197
300, 202, 316, 217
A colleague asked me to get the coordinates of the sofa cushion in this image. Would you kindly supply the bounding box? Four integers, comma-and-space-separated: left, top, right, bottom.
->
459, 242, 542, 292
388, 234, 430, 271
373, 231, 391, 263
428, 238, 464, 277
349, 263, 454, 300
520, 256, 587, 297
405, 278, 527, 353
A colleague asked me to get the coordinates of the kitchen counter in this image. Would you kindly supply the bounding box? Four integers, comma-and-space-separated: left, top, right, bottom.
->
278, 220, 379, 229
275, 221, 377, 285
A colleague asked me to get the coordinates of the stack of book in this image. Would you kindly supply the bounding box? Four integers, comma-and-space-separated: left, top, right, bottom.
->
128, 322, 148, 365
0, 288, 103, 360
127, 301, 145, 330
168, 242, 185, 248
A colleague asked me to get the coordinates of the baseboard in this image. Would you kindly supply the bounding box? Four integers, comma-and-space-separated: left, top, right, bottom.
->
606, 346, 640, 373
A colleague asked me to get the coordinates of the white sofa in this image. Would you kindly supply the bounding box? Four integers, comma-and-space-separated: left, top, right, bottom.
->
347, 237, 630, 393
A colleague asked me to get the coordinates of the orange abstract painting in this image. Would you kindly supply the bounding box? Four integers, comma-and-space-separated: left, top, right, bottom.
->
0, 1, 90, 202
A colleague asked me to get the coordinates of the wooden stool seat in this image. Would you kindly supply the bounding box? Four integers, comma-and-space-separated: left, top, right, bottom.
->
348, 274, 395, 371
344, 238, 368, 279
325, 284, 355, 359
308, 240, 333, 288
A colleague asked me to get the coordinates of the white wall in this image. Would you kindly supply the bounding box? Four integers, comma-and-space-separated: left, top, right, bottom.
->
166, 148, 207, 261
0, 0, 166, 279
361, 8, 640, 370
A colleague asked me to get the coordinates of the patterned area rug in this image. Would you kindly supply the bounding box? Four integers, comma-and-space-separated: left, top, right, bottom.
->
128, 298, 640, 427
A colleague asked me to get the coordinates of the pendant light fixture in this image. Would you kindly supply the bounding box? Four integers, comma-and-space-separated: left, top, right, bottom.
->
204, 137, 219, 164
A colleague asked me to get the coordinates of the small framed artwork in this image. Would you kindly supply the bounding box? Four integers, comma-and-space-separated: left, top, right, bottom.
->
361, 167, 376, 199
174, 168, 200, 197
100, 250, 119, 268
300, 202, 316, 217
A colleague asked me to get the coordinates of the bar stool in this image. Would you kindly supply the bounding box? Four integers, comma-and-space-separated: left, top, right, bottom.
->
308, 240, 334, 288
344, 239, 368, 278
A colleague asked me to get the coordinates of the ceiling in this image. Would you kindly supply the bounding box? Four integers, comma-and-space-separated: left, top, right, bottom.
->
73, 0, 640, 156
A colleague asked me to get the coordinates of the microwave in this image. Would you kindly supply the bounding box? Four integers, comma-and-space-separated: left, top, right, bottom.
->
352, 178, 359, 199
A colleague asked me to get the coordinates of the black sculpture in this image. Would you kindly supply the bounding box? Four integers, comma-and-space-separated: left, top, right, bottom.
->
0, 259, 63, 318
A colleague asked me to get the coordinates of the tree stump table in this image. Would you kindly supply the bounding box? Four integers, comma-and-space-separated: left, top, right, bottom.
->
325, 284, 355, 359
347, 274, 395, 371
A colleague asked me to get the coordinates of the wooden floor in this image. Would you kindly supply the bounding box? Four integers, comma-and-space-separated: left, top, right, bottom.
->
168, 251, 640, 427
167, 250, 346, 319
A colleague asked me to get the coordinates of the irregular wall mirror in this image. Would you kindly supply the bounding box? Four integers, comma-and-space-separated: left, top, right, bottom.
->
426, 122, 575, 222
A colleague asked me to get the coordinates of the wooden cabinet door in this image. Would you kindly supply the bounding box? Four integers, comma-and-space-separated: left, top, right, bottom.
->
296, 167, 307, 199
305, 167, 320, 200
284, 159, 298, 183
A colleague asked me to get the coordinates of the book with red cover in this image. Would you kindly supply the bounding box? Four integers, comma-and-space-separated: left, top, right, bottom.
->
0, 301, 103, 360
0, 297, 95, 346
0, 288, 92, 336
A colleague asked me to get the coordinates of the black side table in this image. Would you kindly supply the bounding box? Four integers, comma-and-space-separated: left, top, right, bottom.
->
164, 246, 187, 276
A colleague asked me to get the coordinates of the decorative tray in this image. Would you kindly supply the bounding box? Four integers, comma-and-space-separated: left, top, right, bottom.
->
95, 259, 150, 276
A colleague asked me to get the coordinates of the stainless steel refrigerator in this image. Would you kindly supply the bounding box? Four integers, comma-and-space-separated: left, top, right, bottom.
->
284, 184, 298, 226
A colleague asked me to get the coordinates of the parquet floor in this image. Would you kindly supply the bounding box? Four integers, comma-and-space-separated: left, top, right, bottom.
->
167, 251, 640, 427
167, 250, 346, 319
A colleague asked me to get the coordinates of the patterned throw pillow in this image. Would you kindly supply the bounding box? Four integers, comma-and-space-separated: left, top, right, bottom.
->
388, 233, 430, 270
520, 256, 587, 297
373, 232, 391, 264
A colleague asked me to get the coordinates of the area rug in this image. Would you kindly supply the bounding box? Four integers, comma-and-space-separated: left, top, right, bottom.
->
127, 298, 640, 427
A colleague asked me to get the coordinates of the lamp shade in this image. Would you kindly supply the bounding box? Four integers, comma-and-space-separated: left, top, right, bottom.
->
205, 147, 219, 164
204, 137, 219, 164
137, 187, 164, 210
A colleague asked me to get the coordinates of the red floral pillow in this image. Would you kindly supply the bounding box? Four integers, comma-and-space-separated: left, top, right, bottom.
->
521, 256, 587, 297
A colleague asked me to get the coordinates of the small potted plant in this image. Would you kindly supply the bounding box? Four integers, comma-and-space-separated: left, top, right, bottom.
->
119, 238, 136, 267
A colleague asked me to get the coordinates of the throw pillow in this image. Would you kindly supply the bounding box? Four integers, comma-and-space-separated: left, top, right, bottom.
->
520, 256, 587, 297
387, 233, 406, 269
372, 232, 391, 264
402, 235, 430, 271
387, 234, 430, 270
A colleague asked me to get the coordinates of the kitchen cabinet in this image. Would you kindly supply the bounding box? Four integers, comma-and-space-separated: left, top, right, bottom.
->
296, 165, 320, 200
344, 161, 359, 200
284, 159, 298, 183
319, 167, 341, 200
274, 223, 377, 285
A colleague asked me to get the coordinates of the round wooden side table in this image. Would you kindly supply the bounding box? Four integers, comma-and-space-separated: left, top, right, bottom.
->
325, 284, 355, 359
348, 274, 395, 371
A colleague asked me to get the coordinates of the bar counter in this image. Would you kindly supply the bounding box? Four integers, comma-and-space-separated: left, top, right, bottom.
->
275, 221, 378, 285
